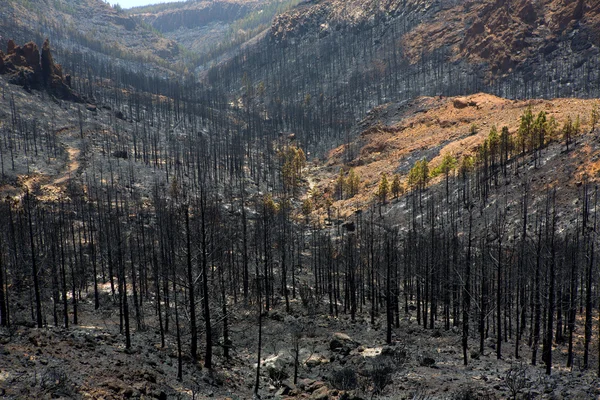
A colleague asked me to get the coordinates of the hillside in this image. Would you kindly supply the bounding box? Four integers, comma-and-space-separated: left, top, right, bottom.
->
0, 0, 183, 72
1, 64, 600, 396
129, 0, 303, 68
403, 0, 600, 76
3, 0, 600, 399
311, 93, 600, 219
208, 0, 600, 154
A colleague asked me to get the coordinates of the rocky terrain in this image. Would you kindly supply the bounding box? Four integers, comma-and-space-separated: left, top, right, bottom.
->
0, 39, 81, 101
269, 0, 437, 43
1, 274, 599, 400
311, 93, 600, 218
2, 282, 599, 399
403, 0, 600, 76
270, 0, 600, 79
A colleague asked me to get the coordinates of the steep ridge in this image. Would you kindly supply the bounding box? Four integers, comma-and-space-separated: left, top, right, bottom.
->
270, 0, 441, 43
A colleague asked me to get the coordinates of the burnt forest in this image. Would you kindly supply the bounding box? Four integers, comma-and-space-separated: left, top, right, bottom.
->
2, 0, 600, 399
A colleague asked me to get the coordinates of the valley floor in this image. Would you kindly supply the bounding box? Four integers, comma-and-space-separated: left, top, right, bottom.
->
1, 289, 599, 399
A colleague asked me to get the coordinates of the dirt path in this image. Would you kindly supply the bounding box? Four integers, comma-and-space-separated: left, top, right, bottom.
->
19, 127, 83, 199
52, 146, 80, 186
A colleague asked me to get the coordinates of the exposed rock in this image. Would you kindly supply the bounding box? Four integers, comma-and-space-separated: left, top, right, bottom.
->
307, 380, 326, 393
0, 39, 82, 102
21, 42, 41, 74
41, 39, 59, 83
453, 98, 477, 109
275, 381, 296, 396
264, 352, 294, 383
330, 332, 357, 351
381, 345, 407, 361
105, 379, 136, 396
402, 0, 600, 77
306, 354, 329, 368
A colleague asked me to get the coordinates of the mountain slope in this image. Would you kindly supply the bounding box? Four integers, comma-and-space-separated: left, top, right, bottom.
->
207, 0, 600, 153
309, 93, 599, 221
129, 0, 303, 68
403, 0, 600, 75
0, 0, 182, 72
3, 1, 600, 399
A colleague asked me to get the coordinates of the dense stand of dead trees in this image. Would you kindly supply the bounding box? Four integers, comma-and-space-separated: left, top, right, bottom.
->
1, 28, 600, 390
1, 103, 600, 384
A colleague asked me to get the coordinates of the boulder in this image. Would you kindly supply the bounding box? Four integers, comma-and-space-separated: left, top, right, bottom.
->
264, 352, 293, 383
275, 381, 296, 396
305, 354, 328, 368
307, 380, 326, 392
453, 97, 477, 109
330, 332, 357, 351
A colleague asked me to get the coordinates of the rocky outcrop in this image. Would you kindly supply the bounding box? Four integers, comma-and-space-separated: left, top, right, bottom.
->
0, 39, 81, 102
453, 97, 477, 109
403, 0, 600, 75
269, 0, 600, 80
